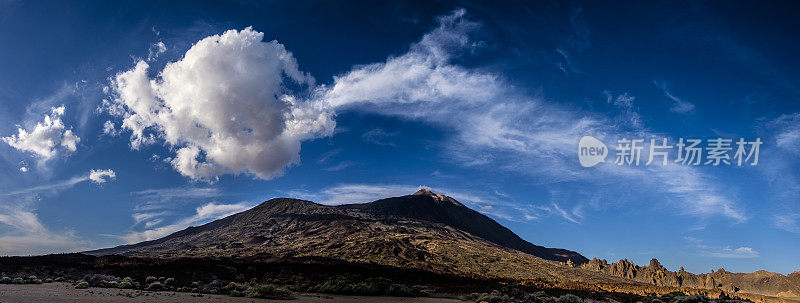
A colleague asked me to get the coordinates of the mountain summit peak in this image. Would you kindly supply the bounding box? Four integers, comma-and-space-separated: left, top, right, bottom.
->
412, 187, 462, 206
413, 187, 437, 196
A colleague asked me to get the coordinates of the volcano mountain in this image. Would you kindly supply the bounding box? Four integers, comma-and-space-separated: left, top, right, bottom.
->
87, 189, 609, 282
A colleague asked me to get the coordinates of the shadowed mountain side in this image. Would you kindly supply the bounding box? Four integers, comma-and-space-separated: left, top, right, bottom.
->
340, 189, 589, 265
581, 258, 800, 299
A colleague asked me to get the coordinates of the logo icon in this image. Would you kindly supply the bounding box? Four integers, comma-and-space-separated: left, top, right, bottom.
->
578, 135, 608, 167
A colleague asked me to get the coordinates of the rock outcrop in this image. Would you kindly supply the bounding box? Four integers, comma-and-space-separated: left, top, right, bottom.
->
582, 258, 800, 299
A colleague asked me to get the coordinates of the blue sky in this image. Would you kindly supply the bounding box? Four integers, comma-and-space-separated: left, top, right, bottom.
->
1, 0, 799, 275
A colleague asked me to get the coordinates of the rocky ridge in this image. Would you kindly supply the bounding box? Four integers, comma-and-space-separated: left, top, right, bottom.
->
580, 257, 800, 299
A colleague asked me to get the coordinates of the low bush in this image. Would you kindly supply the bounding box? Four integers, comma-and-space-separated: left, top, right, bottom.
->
75, 281, 89, 289
224, 282, 239, 291
673, 295, 712, 303
12, 277, 25, 284
145, 282, 163, 291
659, 291, 687, 302
229, 289, 244, 297
0, 276, 11, 284
557, 294, 583, 303
101, 280, 118, 288
314, 276, 413, 297
117, 281, 133, 289
652, 291, 712, 303
244, 284, 294, 300
44, 278, 54, 283
388, 283, 412, 296
474, 290, 513, 303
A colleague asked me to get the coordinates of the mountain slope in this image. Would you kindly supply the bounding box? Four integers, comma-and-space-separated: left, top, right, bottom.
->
88, 191, 603, 282
341, 189, 588, 264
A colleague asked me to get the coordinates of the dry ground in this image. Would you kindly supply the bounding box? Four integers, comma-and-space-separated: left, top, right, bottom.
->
0, 283, 460, 303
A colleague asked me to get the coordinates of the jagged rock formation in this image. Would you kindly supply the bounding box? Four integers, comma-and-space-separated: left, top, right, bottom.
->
582, 257, 800, 299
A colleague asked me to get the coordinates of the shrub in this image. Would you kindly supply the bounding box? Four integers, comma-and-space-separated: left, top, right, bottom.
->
557, 294, 583, 303
316, 276, 351, 294
54, 277, 65, 282
164, 277, 175, 287
12, 278, 25, 284
145, 282, 164, 291
118, 281, 133, 289
315, 276, 413, 297
245, 284, 294, 300
475, 290, 511, 303
0, 276, 11, 284
32, 279, 43, 284
653, 292, 712, 303
388, 283, 412, 296
176, 287, 191, 292
145, 276, 157, 284
674, 295, 712, 303
44, 278, 53, 283
225, 282, 239, 291
28, 275, 38, 281
229, 290, 244, 297
122, 277, 133, 283
458, 293, 480, 301
75, 281, 89, 289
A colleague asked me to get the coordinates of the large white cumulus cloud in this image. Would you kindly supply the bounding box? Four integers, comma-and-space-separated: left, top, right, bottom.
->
105, 27, 334, 181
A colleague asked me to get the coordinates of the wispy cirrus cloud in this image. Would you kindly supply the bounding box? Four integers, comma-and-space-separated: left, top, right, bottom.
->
758, 113, 800, 232
654, 80, 696, 114
0, 203, 90, 255
1, 169, 116, 197
0, 170, 113, 255
125, 186, 232, 232
361, 128, 399, 147
120, 201, 251, 243
684, 237, 759, 259
132, 186, 222, 200
774, 213, 800, 234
